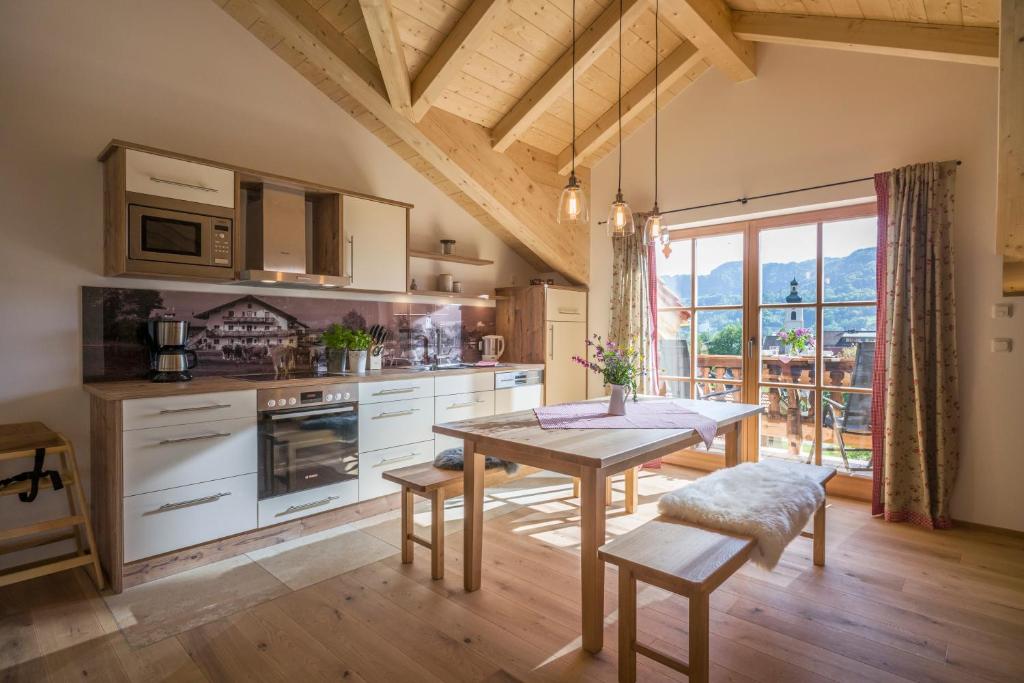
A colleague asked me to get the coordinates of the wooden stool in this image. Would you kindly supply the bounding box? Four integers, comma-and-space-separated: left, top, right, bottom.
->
382, 463, 461, 580
599, 464, 833, 682
0, 422, 104, 590
572, 467, 639, 513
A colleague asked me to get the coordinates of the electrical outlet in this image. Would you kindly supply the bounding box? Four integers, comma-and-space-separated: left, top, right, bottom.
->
992, 304, 1013, 319
991, 338, 1013, 353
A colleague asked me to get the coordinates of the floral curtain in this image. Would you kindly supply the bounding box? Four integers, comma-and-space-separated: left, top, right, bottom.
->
610, 230, 658, 394
875, 161, 960, 529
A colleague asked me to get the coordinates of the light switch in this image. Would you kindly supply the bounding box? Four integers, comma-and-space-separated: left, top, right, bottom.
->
991, 338, 1012, 353
992, 304, 1013, 319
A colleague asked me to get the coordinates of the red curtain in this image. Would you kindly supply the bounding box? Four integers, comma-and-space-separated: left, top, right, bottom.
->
871, 172, 889, 516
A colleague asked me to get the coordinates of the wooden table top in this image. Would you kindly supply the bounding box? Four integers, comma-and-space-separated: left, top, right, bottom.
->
433, 398, 763, 470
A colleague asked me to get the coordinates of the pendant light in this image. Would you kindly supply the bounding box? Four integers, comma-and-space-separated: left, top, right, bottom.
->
558, 0, 589, 224
643, 0, 664, 243
606, 0, 635, 237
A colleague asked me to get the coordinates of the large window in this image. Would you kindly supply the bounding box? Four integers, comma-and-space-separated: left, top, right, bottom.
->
656, 204, 877, 478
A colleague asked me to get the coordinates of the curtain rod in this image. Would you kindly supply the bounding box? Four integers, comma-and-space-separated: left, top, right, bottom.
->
596, 161, 962, 225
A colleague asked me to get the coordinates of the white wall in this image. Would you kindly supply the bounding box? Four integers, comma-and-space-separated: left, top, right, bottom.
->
0, 0, 536, 543
588, 44, 1023, 531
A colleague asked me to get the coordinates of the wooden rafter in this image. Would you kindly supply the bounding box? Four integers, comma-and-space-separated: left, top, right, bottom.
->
411, 0, 507, 122
557, 41, 702, 175
999, 0, 1023, 294
358, 0, 412, 116
490, 0, 651, 153
662, 0, 755, 82
732, 12, 999, 67
220, 0, 588, 283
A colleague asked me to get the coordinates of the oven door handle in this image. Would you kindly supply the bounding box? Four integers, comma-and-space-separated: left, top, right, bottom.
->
268, 406, 355, 420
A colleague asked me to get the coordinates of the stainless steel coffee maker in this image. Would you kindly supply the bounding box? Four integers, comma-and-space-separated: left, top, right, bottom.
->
147, 317, 198, 382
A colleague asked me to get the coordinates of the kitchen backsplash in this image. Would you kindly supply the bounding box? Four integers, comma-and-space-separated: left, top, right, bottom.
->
82, 286, 495, 382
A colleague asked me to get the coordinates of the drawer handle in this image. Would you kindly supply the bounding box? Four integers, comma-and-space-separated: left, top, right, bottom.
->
373, 453, 420, 467
278, 496, 340, 516
150, 491, 231, 514
158, 432, 231, 445
158, 404, 231, 414
373, 409, 419, 419
558, 307, 580, 315
447, 400, 485, 409
374, 387, 417, 396
149, 175, 219, 193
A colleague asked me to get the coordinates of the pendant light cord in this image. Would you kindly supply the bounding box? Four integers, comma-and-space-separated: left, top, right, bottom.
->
571, 0, 577, 176
616, 0, 623, 195
653, 0, 658, 208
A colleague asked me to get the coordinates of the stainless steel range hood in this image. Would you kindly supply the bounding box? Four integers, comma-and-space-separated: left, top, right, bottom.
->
238, 183, 351, 289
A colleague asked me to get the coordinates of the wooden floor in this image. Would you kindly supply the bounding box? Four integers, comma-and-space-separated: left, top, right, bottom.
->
2, 466, 1023, 682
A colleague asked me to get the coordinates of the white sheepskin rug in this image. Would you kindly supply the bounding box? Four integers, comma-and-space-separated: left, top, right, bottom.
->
657, 460, 826, 570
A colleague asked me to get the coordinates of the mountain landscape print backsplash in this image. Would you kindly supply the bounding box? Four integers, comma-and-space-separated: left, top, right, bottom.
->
82, 286, 496, 382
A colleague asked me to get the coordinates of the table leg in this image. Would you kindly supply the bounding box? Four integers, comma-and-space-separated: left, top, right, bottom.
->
463, 439, 484, 592
724, 423, 740, 468
579, 467, 606, 653
624, 467, 638, 514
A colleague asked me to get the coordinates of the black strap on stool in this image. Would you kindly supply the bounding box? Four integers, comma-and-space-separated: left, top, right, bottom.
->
0, 447, 64, 502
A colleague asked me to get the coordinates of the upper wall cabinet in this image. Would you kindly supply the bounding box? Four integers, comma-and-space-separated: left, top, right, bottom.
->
343, 195, 408, 293
125, 150, 235, 208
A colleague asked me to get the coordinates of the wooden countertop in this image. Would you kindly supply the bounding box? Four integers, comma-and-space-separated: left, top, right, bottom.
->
83, 364, 545, 401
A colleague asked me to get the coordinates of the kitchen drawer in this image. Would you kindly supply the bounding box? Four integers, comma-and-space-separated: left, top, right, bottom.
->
125, 149, 235, 208
358, 440, 435, 501
257, 480, 358, 528
123, 473, 257, 562
122, 417, 257, 497
434, 371, 494, 397
546, 288, 587, 322
434, 390, 494, 424
359, 396, 434, 452
123, 391, 256, 431
358, 377, 434, 405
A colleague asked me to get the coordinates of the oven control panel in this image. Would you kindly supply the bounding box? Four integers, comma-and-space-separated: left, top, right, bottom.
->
257, 384, 356, 411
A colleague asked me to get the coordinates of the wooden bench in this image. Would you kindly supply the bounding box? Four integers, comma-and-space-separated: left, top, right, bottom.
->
599, 464, 835, 683
382, 463, 461, 580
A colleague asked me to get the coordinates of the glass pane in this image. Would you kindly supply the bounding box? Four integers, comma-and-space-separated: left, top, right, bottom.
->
658, 309, 691, 379
823, 390, 873, 477
695, 381, 742, 403
760, 307, 817, 385
696, 233, 743, 306
823, 217, 877, 302
662, 379, 691, 399
760, 224, 817, 304
657, 238, 692, 308
758, 387, 816, 465
822, 306, 876, 389
695, 309, 743, 383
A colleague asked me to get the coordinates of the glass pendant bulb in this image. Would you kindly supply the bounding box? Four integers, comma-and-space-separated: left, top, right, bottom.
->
557, 172, 589, 224
644, 204, 663, 241
606, 190, 635, 237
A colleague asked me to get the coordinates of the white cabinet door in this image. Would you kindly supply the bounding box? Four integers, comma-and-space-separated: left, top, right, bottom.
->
545, 288, 587, 322
545, 321, 587, 405
495, 385, 544, 414
358, 397, 434, 452
343, 195, 407, 292
123, 390, 256, 430
125, 149, 234, 208
359, 440, 435, 501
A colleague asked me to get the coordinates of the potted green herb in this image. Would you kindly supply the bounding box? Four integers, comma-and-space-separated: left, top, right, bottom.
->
321, 323, 352, 373
346, 329, 373, 373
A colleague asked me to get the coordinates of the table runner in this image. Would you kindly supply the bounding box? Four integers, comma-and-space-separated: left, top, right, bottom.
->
534, 400, 717, 449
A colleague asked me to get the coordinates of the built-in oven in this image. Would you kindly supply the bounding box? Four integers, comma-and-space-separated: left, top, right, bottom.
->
127, 192, 234, 278
257, 384, 358, 501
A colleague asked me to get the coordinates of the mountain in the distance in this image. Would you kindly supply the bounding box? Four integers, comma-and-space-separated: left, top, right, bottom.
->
659, 247, 877, 331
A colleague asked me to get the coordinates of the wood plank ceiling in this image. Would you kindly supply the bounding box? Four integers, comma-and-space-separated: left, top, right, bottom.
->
215, 0, 1001, 283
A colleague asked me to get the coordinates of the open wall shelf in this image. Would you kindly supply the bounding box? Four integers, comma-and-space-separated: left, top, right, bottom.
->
409, 250, 494, 266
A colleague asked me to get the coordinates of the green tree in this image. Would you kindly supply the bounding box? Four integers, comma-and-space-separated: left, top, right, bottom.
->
699, 323, 742, 355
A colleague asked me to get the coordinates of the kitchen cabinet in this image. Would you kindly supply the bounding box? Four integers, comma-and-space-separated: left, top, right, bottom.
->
125, 149, 234, 208
358, 440, 435, 500
342, 195, 408, 293
496, 285, 588, 405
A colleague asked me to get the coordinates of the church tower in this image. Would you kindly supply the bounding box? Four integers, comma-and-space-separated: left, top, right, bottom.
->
783, 278, 803, 331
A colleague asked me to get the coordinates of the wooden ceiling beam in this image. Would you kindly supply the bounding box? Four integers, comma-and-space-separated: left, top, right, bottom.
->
998, 0, 1024, 294
732, 12, 999, 67
490, 0, 651, 153
359, 0, 413, 116
223, 0, 588, 283
556, 41, 702, 175
662, 0, 755, 82
410, 0, 507, 122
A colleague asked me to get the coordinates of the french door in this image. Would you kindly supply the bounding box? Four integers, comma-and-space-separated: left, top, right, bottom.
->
656, 203, 878, 478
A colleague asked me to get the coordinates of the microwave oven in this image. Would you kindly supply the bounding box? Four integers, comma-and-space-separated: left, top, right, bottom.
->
127, 192, 235, 279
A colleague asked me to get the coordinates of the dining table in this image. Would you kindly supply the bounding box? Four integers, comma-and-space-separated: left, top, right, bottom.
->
432, 396, 764, 654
